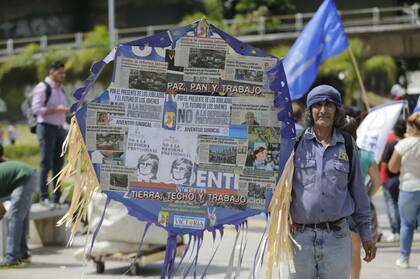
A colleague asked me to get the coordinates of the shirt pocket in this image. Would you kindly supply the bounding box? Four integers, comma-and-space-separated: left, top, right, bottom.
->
295, 159, 316, 186
327, 160, 349, 190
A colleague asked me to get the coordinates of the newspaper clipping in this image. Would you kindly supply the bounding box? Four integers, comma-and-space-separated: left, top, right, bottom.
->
245, 126, 281, 173
86, 126, 128, 152
230, 95, 280, 127
224, 55, 276, 85
239, 174, 275, 210
183, 67, 221, 84
125, 127, 198, 184
100, 164, 137, 192
125, 127, 162, 182
175, 94, 232, 135
86, 103, 125, 127
159, 131, 198, 185
108, 87, 165, 128
174, 37, 228, 69
114, 57, 168, 92
197, 135, 247, 167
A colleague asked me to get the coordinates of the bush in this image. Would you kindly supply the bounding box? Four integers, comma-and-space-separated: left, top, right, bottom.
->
4, 144, 40, 168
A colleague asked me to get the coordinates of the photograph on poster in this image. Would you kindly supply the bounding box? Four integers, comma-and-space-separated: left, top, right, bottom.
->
234, 69, 263, 83
230, 95, 280, 127
241, 112, 260, 126
97, 112, 110, 126
247, 182, 266, 200
128, 69, 167, 92
96, 133, 125, 151
198, 135, 247, 167
248, 126, 280, 144
110, 173, 129, 189
188, 48, 226, 69
158, 211, 169, 226
252, 146, 274, 171
208, 145, 237, 165
86, 103, 125, 127
245, 144, 275, 172
100, 164, 137, 192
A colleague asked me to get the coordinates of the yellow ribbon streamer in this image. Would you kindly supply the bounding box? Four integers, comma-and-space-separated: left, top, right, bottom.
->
266, 153, 297, 278
55, 116, 100, 246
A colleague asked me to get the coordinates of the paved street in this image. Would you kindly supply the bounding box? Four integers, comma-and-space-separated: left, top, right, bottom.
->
1, 193, 420, 279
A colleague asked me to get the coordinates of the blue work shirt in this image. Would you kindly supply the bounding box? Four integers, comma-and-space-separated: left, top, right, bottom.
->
291, 127, 372, 241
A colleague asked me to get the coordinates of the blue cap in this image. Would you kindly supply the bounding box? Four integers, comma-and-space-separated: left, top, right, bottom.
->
306, 85, 342, 108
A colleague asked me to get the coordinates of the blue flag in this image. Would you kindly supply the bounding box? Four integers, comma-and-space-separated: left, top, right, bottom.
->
284, 0, 349, 100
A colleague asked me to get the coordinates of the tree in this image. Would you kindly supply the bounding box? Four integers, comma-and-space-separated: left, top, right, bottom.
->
269, 38, 397, 105
319, 39, 396, 105
180, 0, 295, 35
180, 0, 225, 29
0, 26, 112, 121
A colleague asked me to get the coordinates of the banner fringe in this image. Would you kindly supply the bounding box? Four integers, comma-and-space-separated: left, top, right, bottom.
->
56, 116, 101, 246
265, 153, 296, 278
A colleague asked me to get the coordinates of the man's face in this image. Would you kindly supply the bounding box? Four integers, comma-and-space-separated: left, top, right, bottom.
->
139, 159, 154, 175
172, 163, 188, 180
311, 101, 336, 129
255, 149, 267, 161
49, 67, 66, 84
246, 113, 255, 125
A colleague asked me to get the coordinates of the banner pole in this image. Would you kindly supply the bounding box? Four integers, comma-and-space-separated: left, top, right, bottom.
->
348, 46, 370, 110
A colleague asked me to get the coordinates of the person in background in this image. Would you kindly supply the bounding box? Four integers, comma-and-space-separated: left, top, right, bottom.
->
0, 126, 3, 145
341, 116, 382, 279
389, 112, 420, 269
0, 144, 5, 162
292, 101, 305, 138
8, 121, 17, 145
0, 145, 37, 268
381, 120, 406, 242
31, 61, 69, 208
290, 85, 376, 279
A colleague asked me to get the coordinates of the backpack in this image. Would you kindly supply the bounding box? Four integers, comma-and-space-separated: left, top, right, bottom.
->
294, 130, 354, 180
22, 81, 52, 134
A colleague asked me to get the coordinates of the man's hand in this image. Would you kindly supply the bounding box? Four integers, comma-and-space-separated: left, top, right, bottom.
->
0, 203, 6, 220
55, 105, 70, 114
290, 223, 299, 234
45, 105, 70, 116
362, 240, 377, 262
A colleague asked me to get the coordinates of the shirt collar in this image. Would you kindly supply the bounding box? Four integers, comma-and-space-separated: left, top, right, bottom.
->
303, 127, 344, 146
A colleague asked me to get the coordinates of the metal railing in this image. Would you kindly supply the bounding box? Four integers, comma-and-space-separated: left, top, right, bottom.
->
0, 4, 418, 58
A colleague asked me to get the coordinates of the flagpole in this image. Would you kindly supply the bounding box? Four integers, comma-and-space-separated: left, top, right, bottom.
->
348, 46, 370, 110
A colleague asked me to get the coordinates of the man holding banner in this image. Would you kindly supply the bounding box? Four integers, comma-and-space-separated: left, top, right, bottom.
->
290, 85, 376, 279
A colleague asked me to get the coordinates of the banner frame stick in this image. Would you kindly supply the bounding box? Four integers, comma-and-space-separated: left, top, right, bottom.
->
348, 46, 370, 110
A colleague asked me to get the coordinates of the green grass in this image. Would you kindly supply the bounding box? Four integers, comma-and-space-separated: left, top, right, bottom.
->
2, 124, 40, 167
2, 123, 74, 202
4, 144, 40, 167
